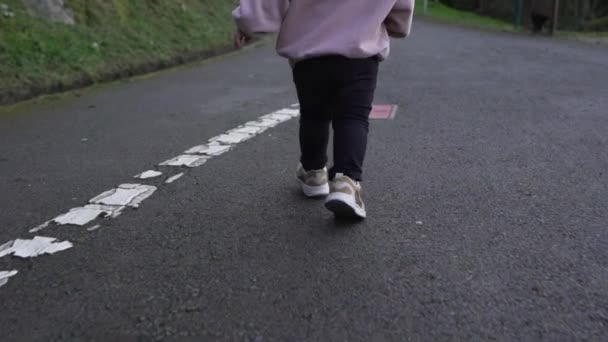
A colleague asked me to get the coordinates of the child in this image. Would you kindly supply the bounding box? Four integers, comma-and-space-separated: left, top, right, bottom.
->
233, 0, 414, 219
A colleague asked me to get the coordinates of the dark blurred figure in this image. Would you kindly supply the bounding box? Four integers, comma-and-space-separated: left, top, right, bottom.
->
531, 0, 554, 33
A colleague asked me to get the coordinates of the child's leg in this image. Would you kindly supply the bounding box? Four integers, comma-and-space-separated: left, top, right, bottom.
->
292, 59, 333, 171
330, 57, 379, 181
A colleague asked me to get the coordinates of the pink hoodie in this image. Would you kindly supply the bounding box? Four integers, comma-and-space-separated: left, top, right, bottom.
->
233, 0, 415, 63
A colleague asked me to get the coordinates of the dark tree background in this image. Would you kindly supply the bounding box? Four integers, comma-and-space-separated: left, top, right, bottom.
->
440, 0, 608, 30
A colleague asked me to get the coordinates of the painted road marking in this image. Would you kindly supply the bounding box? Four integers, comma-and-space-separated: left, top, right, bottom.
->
165, 173, 184, 184
209, 132, 252, 145
244, 118, 280, 128
184, 144, 232, 156
86, 225, 102, 232
89, 184, 157, 208
135, 170, 163, 179
159, 154, 210, 167
260, 113, 293, 123
0, 271, 18, 288
53, 206, 116, 226
29, 221, 51, 233
0, 237, 73, 258
1, 105, 301, 289
228, 125, 267, 135
370, 104, 398, 120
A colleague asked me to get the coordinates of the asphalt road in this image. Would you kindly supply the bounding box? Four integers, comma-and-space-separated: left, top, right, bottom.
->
1, 21, 607, 341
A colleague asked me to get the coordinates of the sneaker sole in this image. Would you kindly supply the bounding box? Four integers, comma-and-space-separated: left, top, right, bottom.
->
324, 192, 366, 219
299, 180, 330, 198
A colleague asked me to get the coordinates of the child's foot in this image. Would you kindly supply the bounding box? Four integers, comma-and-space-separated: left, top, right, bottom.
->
296, 164, 329, 198
325, 173, 366, 219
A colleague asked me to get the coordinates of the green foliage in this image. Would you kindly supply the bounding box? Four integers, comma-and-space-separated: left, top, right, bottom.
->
584, 16, 608, 32
111, 0, 129, 23
0, 0, 236, 97
416, 1, 516, 32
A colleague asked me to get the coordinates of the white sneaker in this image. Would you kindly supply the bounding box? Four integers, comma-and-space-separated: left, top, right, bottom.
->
324, 173, 366, 219
296, 164, 330, 198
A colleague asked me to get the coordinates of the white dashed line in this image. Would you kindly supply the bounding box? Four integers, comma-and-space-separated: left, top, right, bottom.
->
86, 225, 102, 232
0, 237, 73, 258
165, 173, 184, 184
29, 221, 51, 233
53, 206, 115, 226
1, 105, 299, 288
274, 108, 301, 117
159, 155, 210, 167
245, 118, 281, 128
260, 113, 293, 123
184, 144, 232, 156
135, 170, 163, 179
89, 184, 157, 208
84, 204, 125, 219
228, 125, 268, 135
0, 271, 18, 288
209, 132, 252, 145
0, 241, 13, 255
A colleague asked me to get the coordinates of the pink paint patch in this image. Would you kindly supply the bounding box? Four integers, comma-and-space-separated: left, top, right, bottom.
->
370, 105, 398, 120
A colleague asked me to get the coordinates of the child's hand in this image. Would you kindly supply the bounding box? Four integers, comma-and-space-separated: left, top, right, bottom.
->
234, 30, 252, 48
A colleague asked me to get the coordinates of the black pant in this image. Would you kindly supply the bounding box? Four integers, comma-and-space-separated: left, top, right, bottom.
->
293, 55, 379, 181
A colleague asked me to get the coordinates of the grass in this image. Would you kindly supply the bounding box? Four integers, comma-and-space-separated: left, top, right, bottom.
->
416, 2, 608, 45
559, 30, 608, 45
0, 0, 237, 104
415, 1, 517, 32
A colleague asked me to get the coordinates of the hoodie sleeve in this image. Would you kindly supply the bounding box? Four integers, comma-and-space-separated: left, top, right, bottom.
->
385, 0, 415, 38
233, 0, 290, 36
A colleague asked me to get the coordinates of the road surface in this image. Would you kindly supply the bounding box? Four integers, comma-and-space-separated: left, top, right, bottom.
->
1, 20, 607, 341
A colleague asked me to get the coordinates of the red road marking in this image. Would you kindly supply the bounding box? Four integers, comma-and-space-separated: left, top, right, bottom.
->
370, 105, 398, 120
